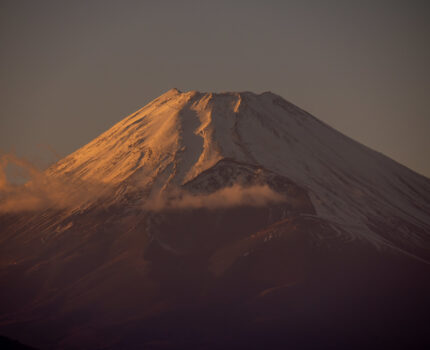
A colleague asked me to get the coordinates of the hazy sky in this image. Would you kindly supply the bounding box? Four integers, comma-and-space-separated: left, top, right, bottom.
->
1, 0, 429, 179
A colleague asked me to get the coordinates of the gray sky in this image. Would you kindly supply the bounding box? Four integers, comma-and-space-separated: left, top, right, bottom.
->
1, 0, 429, 179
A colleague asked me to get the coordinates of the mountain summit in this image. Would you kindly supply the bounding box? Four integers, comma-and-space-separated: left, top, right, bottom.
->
48, 88, 430, 252
1, 89, 429, 349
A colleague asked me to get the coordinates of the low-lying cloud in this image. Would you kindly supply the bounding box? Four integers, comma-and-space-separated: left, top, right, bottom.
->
0, 153, 285, 213
0, 153, 105, 213
145, 184, 285, 211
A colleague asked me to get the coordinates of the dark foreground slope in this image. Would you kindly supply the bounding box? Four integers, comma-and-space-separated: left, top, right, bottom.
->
0, 336, 39, 350
0, 160, 429, 349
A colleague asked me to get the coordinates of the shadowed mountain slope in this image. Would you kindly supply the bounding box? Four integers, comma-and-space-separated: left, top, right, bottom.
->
0, 89, 429, 349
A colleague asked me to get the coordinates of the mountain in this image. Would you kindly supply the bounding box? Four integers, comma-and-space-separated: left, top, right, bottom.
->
0, 89, 429, 349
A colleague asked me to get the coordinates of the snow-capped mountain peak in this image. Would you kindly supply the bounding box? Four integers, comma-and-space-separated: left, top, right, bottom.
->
2, 89, 430, 349
44, 89, 430, 251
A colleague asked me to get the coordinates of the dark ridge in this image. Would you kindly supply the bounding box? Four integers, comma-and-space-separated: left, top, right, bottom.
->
0, 336, 40, 350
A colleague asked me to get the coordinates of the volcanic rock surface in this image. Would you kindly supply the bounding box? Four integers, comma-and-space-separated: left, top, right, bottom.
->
0, 89, 429, 349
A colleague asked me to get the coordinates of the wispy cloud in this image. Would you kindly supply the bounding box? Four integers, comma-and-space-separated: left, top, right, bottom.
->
145, 184, 285, 211
0, 153, 285, 213
0, 153, 105, 213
